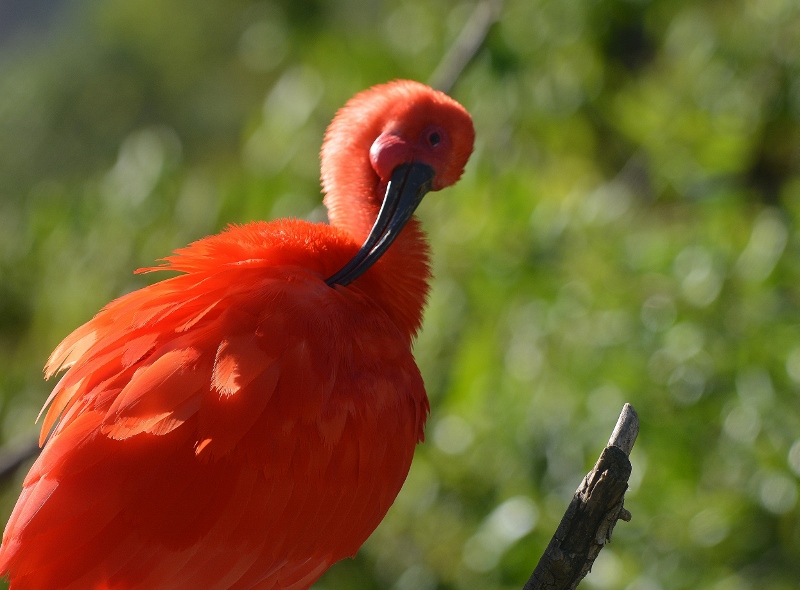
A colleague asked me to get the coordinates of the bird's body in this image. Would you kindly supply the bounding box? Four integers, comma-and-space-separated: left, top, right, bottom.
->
0, 80, 474, 589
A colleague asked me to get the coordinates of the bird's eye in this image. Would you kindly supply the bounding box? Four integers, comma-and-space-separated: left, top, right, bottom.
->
427, 132, 441, 147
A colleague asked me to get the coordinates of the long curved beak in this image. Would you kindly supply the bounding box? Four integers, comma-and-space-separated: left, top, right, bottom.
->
325, 162, 435, 287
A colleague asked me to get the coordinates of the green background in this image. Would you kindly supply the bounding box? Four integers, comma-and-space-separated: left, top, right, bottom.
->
1, 0, 800, 588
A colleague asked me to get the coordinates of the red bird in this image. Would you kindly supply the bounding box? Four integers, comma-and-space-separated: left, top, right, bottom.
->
0, 80, 474, 589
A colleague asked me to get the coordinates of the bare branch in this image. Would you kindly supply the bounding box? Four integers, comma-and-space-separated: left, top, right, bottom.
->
608, 403, 639, 455
523, 404, 639, 590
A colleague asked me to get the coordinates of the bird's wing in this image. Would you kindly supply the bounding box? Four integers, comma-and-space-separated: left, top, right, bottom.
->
1, 220, 428, 589
39, 219, 344, 450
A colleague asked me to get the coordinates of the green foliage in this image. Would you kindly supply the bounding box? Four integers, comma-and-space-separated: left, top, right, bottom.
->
1, 0, 800, 588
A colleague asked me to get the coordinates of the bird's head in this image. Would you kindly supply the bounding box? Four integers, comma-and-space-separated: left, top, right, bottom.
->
368, 88, 475, 192
323, 80, 475, 287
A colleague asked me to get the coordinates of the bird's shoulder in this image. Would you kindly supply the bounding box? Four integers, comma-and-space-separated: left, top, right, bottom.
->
151, 218, 357, 279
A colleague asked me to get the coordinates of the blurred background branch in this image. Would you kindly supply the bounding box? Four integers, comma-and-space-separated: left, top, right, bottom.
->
0, 437, 39, 487
428, 0, 504, 94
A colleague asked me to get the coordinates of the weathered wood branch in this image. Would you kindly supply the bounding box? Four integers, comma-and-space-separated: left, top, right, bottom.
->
524, 403, 639, 590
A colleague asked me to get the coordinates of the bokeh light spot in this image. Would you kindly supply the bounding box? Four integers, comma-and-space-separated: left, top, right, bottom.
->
688, 507, 729, 547
462, 496, 538, 572
641, 295, 677, 333
759, 472, 798, 514
433, 415, 474, 455
788, 439, 800, 476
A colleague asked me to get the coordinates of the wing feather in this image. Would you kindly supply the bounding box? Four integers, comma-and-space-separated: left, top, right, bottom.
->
197, 360, 281, 459
102, 347, 208, 439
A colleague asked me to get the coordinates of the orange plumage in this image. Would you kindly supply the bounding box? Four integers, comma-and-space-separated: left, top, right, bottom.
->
0, 80, 474, 589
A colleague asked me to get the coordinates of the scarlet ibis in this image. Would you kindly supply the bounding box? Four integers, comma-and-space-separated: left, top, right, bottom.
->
0, 80, 474, 589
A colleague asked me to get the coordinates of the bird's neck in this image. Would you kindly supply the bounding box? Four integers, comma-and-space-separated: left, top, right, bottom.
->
323, 157, 431, 342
